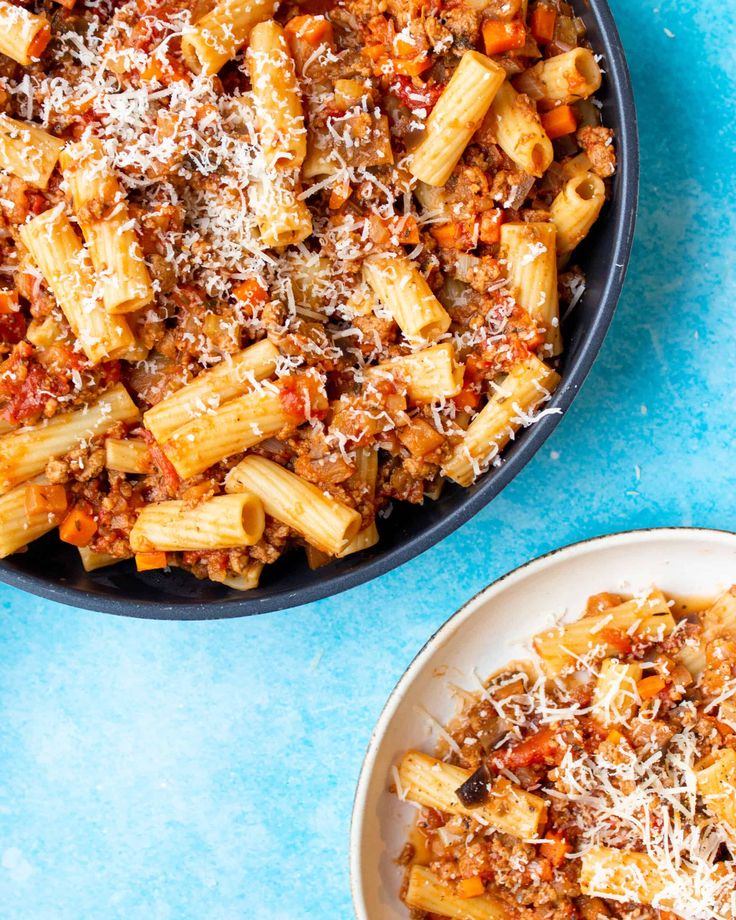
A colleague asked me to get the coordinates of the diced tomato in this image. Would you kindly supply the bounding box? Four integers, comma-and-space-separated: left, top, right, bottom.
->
600, 627, 633, 656
141, 429, 181, 496
0, 312, 27, 345
279, 374, 328, 423
497, 725, 560, 769
390, 75, 445, 113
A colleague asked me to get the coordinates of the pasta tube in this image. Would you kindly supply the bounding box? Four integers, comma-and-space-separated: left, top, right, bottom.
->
247, 21, 306, 170
221, 563, 264, 591
60, 137, 154, 314
702, 588, 736, 641
580, 846, 664, 905
0, 1, 50, 66
159, 382, 291, 480
500, 222, 561, 355
365, 343, 463, 403
0, 480, 61, 558
409, 51, 505, 187
488, 81, 553, 178
225, 455, 362, 556
398, 751, 546, 839
78, 546, 129, 571
533, 591, 674, 674
143, 339, 279, 444
363, 255, 450, 342
129, 494, 265, 552
104, 438, 151, 474
696, 749, 736, 833
182, 0, 276, 75
0, 115, 63, 189
250, 178, 312, 248
592, 659, 643, 727
0, 384, 139, 496
405, 866, 506, 920
515, 48, 602, 104
442, 354, 560, 487
19, 205, 135, 364
550, 172, 606, 262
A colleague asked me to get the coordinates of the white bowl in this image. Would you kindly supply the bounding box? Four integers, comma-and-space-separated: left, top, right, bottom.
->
350, 527, 736, 919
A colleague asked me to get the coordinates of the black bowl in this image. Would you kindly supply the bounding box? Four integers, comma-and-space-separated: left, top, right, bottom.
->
0, 1, 638, 618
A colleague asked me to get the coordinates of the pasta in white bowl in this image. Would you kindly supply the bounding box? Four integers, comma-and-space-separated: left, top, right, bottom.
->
351, 529, 736, 920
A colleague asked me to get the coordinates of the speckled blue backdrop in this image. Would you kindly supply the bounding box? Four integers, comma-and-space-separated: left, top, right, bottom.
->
1, 1, 735, 917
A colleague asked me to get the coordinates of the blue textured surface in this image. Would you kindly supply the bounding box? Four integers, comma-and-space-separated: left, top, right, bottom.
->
1, 2, 735, 917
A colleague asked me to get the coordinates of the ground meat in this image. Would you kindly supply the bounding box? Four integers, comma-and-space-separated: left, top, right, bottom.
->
248, 517, 292, 565
348, 312, 398, 358
576, 126, 616, 178
438, 7, 481, 48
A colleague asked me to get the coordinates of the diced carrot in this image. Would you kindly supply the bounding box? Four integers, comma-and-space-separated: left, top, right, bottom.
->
389, 214, 420, 245
452, 386, 482, 412
479, 208, 505, 245
430, 220, 475, 249
0, 290, 19, 314
457, 877, 485, 899
637, 675, 666, 699
606, 728, 624, 745
329, 176, 352, 210
54, 0, 77, 9
530, 4, 557, 44
24, 484, 68, 519
482, 19, 526, 56
135, 551, 168, 572
362, 43, 386, 61
284, 14, 334, 47
392, 55, 432, 76
59, 506, 98, 548
393, 34, 419, 57
232, 278, 269, 311
27, 23, 51, 60
541, 105, 578, 140
540, 831, 572, 867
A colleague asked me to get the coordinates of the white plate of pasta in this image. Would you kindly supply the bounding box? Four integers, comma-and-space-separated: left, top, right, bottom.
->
350, 528, 736, 920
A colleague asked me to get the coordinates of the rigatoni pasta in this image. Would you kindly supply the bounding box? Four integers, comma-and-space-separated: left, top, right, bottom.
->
60, 136, 154, 314
394, 587, 736, 920
0, 115, 63, 189
0, 1, 50, 66
0, 0, 616, 587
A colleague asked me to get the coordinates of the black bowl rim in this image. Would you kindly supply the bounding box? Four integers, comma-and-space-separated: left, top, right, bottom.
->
0, 0, 639, 619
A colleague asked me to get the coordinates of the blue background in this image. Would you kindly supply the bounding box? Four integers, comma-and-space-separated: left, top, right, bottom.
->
1, 2, 735, 916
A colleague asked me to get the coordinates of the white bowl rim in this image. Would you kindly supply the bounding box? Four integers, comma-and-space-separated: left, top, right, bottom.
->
348, 525, 736, 919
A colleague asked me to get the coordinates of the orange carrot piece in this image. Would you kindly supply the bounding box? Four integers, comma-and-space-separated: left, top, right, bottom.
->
606, 728, 624, 745
362, 44, 385, 62
390, 215, 420, 245
541, 105, 578, 139
637, 675, 666, 699
530, 5, 557, 44
59, 506, 98, 547
27, 22, 51, 60
392, 55, 432, 76
284, 15, 334, 47
0, 290, 19, 314
540, 831, 572, 867
25, 484, 68, 519
232, 279, 268, 308
430, 220, 475, 250
457, 877, 485, 898
135, 551, 168, 572
482, 19, 526, 56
